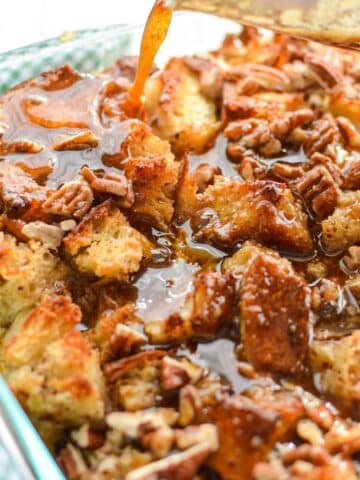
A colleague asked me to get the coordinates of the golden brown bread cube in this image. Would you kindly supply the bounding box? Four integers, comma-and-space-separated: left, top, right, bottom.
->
105, 350, 165, 412
240, 250, 311, 374
103, 120, 181, 230
321, 191, 360, 252
125, 154, 180, 230
144, 58, 219, 154
310, 332, 360, 413
201, 390, 304, 480
63, 200, 152, 282
0, 164, 51, 222
1, 295, 105, 439
0, 233, 67, 331
144, 270, 235, 344
192, 176, 313, 254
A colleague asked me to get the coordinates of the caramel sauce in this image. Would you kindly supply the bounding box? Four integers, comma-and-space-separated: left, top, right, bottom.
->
124, 0, 173, 116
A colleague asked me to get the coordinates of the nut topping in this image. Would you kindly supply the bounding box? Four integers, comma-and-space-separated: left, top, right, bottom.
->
81, 166, 134, 208
71, 423, 105, 449
296, 166, 340, 219
58, 444, 87, 479
52, 130, 99, 151
22, 221, 64, 249
43, 181, 93, 219
0, 139, 43, 155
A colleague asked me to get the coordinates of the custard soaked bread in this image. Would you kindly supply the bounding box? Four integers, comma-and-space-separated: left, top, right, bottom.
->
2, 26, 360, 480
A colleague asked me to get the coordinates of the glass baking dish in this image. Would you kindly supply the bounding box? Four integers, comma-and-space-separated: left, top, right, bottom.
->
0, 13, 239, 480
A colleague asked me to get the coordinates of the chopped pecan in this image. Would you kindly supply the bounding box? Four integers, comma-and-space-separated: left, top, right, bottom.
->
304, 115, 341, 159
22, 221, 64, 249
296, 419, 324, 446
343, 246, 360, 272
269, 108, 314, 140
305, 53, 343, 88
52, 130, 99, 151
337, 116, 360, 148
296, 166, 340, 219
160, 356, 202, 391
0, 138, 43, 155
238, 156, 266, 180
58, 444, 87, 479
176, 424, 218, 451
271, 162, 304, 180
109, 323, 146, 356
43, 181, 93, 219
225, 118, 281, 160
342, 158, 360, 190
81, 166, 134, 208
178, 385, 202, 427
194, 163, 221, 193
71, 423, 105, 450
106, 410, 176, 458
226, 64, 291, 93
281, 444, 331, 466
308, 152, 342, 185
307, 404, 334, 432
126, 442, 216, 480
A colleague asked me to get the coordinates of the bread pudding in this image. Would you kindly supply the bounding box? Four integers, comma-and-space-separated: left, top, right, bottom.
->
1, 26, 360, 480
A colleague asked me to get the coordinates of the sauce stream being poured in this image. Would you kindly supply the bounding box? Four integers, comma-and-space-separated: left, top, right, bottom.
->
124, 0, 173, 115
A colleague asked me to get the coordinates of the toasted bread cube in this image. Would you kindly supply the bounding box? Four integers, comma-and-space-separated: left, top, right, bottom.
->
144, 58, 219, 154
103, 120, 181, 230
0, 164, 50, 221
321, 191, 360, 253
63, 201, 152, 281
310, 332, 360, 413
105, 351, 165, 411
1, 296, 105, 438
0, 233, 67, 331
203, 390, 304, 480
125, 154, 179, 230
2, 295, 80, 368
145, 270, 235, 344
192, 176, 313, 254
240, 250, 310, 374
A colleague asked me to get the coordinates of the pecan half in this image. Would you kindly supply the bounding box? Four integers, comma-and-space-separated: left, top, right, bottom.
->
269, 109, 314, 140
227, 64, 291, 93
296, 166, 340, 219
304, 115, 341, 159
194, 163, 221, 193
308, 152, 342, 185
52, 130, 99, 151
305, 53, 343, 89
342, 158, 360, 190
43, 181, 93, 219
81, 166, 134, 208
0, 138, 43, 155
225, 118, 281, 160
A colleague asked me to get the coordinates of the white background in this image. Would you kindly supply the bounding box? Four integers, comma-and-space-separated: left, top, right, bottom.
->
0, 0, 156, 52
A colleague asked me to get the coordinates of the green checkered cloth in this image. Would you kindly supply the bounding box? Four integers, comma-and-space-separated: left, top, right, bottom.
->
0, 24, 133, 93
